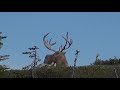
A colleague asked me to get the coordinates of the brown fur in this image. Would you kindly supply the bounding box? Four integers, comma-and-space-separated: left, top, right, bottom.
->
44, 51, 68, 67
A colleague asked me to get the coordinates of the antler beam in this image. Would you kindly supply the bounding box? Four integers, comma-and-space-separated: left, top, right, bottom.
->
43, 33, 56, 52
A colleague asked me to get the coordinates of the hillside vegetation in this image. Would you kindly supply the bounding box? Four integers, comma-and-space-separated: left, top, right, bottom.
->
0, 65, 120, 78
1, 32, 120, 78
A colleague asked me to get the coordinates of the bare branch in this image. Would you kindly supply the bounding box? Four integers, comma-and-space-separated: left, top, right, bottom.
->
72, 49, 80, 78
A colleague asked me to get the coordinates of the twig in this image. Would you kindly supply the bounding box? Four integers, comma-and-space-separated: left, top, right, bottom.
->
113, 60, 118, 78
72, 49, 80, 78
114, 67, 118, 78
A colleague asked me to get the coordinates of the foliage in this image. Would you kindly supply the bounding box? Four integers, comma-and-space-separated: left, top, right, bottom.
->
0, 65, 10, 77
33, 67, 72, 78
92, 57, 120, 65
0, 65, 120, 78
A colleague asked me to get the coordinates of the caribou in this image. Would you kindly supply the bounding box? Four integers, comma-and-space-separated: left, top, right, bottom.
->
32, 32, 73, 78
43, 32, 73, 67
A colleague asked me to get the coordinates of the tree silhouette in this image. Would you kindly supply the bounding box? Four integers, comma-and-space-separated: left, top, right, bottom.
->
0, 32, 10, 61
72, 49, 80, 78
22, 46, 41, 69
22, 46, 41, 78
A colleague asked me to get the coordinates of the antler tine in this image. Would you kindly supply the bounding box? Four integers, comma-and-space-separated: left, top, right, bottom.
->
43, 33, 56, 52
59, 47, 60, 51
59, 44, 63, 51
61, 44, 63, 50
65, 38, 73, 50
66, 32, 68, 39
60, 32, 73, 52
70, 39, 73, 44
60, 36, 68, 51
51, 42, 56, 46
49, 38, 56, 46
49, 38, 52, 44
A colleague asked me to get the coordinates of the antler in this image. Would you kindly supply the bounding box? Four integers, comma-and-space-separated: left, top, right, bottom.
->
60, 32, 73, 52
43, 33, 56, 52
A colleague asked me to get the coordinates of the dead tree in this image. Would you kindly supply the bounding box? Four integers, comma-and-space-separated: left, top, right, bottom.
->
22, 46, 41, 78
72, 49, 80, 78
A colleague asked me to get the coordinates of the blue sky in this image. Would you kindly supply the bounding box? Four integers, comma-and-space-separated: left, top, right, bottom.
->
0, 12, 120, 69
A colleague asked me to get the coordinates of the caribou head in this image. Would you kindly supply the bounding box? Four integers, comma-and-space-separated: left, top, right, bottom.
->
43, 32, 73, 67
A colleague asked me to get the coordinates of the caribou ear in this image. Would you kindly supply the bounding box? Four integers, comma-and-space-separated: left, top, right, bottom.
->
63, 52, 66, 54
